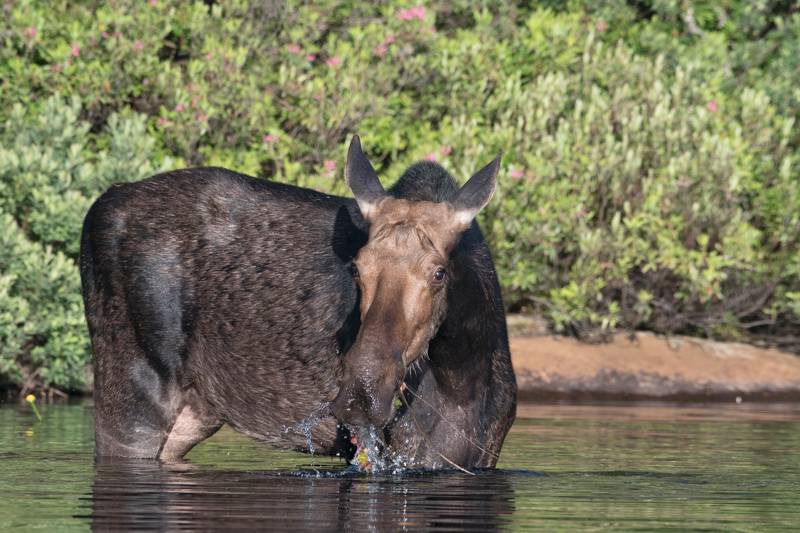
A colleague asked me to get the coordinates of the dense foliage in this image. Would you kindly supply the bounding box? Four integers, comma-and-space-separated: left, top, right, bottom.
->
1, 0, 798, 392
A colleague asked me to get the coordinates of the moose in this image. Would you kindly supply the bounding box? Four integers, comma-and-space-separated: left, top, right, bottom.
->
80, 136, 516, 469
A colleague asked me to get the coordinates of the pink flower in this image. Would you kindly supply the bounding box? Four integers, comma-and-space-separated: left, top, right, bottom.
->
286, 43, 301, 54
262, 134, 278, 144
323, 160, 337, 172
149, 0, 157, 5
398, 5, 426, 21
174, 103, 185, 112
326, 56, 341, 68
195, 112, 208, 122
70, 43, 81, 57
157, 117, 169, 127
440, 146, 452, 156
707, 100, 718, 113
306, 54, 316, 62
24, 26, 38, 39
206, 52, 213, 61
133, 40, 144, 51
510, 168, 524, 179
424, 152, 437, 161
375, 34, 396, 57
101, 31, 110, 39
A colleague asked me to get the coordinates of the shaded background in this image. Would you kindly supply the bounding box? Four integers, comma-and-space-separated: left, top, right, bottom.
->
1, 0, 799, 393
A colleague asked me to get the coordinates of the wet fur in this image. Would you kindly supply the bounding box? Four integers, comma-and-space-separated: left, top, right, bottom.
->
81, 163, 516, 466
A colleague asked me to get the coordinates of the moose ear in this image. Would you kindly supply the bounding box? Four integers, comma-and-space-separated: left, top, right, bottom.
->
452, 154, 501, 229
346, 135, 385, 221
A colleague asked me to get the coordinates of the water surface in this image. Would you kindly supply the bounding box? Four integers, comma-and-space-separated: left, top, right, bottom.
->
1, 400, 799, 530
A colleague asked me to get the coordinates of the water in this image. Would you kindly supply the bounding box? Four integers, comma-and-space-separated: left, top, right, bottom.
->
1, 400, 799, 530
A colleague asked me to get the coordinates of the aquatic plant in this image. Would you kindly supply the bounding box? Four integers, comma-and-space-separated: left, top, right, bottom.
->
25, 394, 42, 421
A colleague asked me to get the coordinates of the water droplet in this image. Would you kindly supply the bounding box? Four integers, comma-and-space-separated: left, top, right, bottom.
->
284, 403, 330, 455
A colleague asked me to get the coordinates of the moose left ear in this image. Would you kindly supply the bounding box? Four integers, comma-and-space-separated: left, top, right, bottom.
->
452, 154, 501, 229
346, 135, 385, 221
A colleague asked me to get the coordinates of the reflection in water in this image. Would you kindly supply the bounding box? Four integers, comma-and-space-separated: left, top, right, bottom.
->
4, 402, 800, 530
87, 459, 515, 531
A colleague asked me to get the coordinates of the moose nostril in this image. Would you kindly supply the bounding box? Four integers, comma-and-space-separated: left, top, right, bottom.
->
353, 387, 374, 413
333, 385, 365, 414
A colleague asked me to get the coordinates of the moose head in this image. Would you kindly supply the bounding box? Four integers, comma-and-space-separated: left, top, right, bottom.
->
331, 136, 500, 429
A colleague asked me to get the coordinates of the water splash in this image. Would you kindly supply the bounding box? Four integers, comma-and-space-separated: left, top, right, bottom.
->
282, 403, 331, 455
281, 404, 421, 475
349, 426, 414, 475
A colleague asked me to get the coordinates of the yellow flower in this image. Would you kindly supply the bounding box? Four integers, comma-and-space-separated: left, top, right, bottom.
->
26, 394, 42, 421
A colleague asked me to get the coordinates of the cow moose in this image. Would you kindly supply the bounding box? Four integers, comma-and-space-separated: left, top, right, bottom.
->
80, 136, 516, 469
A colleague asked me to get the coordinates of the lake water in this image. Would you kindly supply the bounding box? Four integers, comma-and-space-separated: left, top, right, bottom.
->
1, 400, 799, 530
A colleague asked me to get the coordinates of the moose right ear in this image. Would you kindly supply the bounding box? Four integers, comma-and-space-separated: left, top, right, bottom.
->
451, 154, 501, 230
346, 135, 385, 221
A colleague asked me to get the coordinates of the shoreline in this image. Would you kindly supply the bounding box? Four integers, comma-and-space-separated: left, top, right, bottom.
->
5, 326, 800, 402
510, 331, 800, 401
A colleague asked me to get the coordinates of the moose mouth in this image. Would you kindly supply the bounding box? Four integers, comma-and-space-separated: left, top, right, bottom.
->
331, 343, 431, 428
334, 379, 419, 472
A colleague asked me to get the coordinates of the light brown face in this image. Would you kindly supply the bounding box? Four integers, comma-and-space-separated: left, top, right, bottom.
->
332, 199, 463, 428
354, 199, 463, 365
331, 136, 500, 428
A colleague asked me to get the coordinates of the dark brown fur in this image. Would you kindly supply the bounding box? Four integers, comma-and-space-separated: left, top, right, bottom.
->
81, 137, 516, 468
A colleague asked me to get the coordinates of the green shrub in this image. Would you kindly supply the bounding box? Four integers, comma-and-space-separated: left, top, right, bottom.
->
0, 213, 84, 390
0, 96, 170, 391
484, 38, 799, 340
0, 1, 798, 391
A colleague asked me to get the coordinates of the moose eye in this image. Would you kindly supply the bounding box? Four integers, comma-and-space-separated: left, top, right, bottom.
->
350, 263, 360, 279
432, 267, 446, 283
